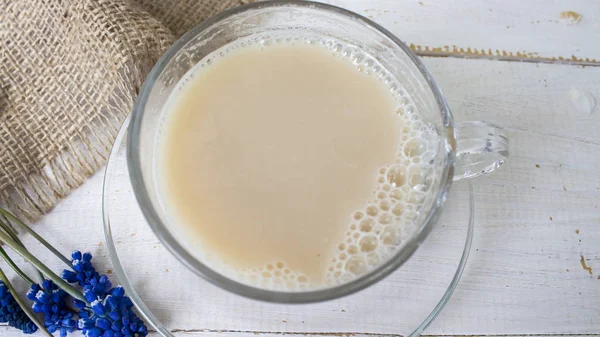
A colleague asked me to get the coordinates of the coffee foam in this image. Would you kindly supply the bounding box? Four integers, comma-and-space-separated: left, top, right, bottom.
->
159, 33, 438, 291
324, 124, 436, 286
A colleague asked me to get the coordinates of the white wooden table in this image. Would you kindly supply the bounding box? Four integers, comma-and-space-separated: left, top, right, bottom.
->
2, 1, 600, 336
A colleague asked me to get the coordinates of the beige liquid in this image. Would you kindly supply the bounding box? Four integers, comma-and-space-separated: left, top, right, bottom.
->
158, 40, 432, 290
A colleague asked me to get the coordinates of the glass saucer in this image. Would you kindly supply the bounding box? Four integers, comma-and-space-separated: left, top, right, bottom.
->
102, 115, 474, 337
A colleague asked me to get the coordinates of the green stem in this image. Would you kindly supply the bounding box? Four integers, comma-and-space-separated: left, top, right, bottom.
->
0, 267, 53, 337
0, 214, 20, 241
0, 207, 71, 267
0, 230, 87, 303
0, 245, 34, 285
0, 211, 19, 235
0, 217, 47, 284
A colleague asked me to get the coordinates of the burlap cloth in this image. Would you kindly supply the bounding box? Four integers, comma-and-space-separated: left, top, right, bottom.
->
0, 0, 250, 219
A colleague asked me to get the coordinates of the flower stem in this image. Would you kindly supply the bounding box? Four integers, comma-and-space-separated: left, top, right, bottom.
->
0, 216, 47, 284
0, 213, 19, 238
0, 230, 87, 303
0, 245, 34, 285
0, 267, 53, 337
0, 216, 22, 243
0, 207, 71, 267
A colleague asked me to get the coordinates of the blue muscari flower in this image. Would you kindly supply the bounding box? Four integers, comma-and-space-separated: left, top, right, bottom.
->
63, 251, 112, 299
61, 252, 147, 337
78, 286, 148, 337
62, 252, 98, 287
0, 281, 37, 334
27, 280, 76, 337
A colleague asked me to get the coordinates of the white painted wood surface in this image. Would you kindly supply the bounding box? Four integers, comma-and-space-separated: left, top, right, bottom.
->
323, 0, 600, 64
2, 0, 600, 336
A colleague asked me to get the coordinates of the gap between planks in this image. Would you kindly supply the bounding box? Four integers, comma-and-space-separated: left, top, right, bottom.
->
3, 326, 600, 336
164, 329, 600, 337
410, 44, 600, 67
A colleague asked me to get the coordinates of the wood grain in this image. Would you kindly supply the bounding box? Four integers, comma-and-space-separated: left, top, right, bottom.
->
1, 57, 599, 337
321, 0, 600, 64
2, 328, 600, 337
2, 1, 600, 337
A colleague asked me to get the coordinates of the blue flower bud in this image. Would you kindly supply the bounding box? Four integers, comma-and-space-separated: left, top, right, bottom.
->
111, 287, 125, 298
42, 280, 53, 290
79, 310, 91, 319
91, 300, 106, 315
35, 290, 50, 303
72, 251, 82, 261
111, 319, 122, 331
42, 302, 52, 313
87, 327, 104, 337
109, 310, 120, 321
73, 260, 83, 273
73, 299, 86, 309
26, 284, 40, 301
84, 290, 98, 303
96, 317, 111, 330
78, 318, 95, 329
121, 297, 133, 309
32, 301, 44, 313
47, 323, 59, 333
137, 324, 148, 334
106, 295, 118, 310
62, 270, 78, 283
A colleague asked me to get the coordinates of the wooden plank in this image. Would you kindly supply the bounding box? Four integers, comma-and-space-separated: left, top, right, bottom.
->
397, 58, 600, 334
2, 2, 600, 337
1, 327, 599, 337
1, 57, 598, 337
320, 0, 600, 64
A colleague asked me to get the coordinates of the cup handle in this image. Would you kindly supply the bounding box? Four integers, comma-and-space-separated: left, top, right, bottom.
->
452, 121, 509, 181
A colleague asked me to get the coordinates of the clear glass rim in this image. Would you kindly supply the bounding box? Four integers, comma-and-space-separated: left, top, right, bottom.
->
126, 0, 455, 304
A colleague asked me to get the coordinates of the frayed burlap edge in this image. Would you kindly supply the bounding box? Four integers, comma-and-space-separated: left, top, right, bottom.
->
0, 115, 122, 220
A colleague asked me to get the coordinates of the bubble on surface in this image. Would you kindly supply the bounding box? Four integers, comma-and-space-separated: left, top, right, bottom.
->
390, 189, 403, 200
384, 226, 402, 245
359, 218, 375, 232
387, 165, 407, 187
345, 255, 367, 275
378, 213, 392, 225
325, 107, 435, 285
391, 203, 405, 216
379, 200, 391, 211
366, 205, 379, 216
359, 235, 378, 252
323, 81, 436, 286
367, 253, 380, 266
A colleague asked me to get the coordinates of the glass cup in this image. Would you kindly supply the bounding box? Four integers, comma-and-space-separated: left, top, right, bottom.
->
127, 0, 508, 303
